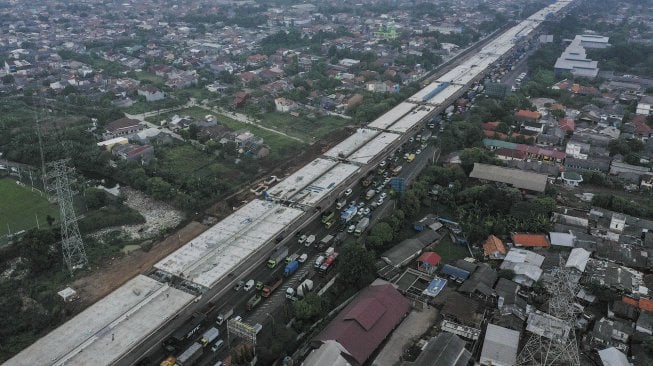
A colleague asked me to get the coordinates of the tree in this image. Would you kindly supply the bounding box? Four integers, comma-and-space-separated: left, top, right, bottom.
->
370, 222, 393, 243
19, 229, 61, 274
293, 293, 322, 321
84, 188, 108, 209
336, 243, 377, 289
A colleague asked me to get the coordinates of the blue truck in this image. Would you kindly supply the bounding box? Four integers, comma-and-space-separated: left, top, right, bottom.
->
284, 260, 299, 277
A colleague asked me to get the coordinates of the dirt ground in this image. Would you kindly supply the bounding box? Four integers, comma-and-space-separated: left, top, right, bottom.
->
72, 221, 208, 306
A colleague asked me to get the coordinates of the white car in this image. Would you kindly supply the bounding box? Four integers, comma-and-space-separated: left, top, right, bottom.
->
344, 188, 353, 196
416, 149, 422, 155
379, 161, 386, 167
357, 202, 365, 209
298, 234, 307, 244
298, 253, 308, 263
305, 234, 316, 247
347, 225, 355, 233
377, 197, 384, 205
363, 208, 371, 216
380, 192, 387, 200
233, 315, 242, 322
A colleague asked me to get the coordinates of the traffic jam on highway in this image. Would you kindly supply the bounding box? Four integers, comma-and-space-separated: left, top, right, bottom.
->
155, 132, 435, 366
4, 2, 573, 365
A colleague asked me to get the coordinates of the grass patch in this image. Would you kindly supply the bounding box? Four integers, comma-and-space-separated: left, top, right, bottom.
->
78, 205, 145, 233
434, 234, 470, 264
147, 107, 302, 160
260, 112, 351, 141
0, 178, 59, 237
157, 144, 239, 182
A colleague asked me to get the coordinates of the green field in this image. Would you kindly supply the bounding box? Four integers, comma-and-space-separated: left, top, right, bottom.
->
260, 112, 352, 141
147, 107, 302, 160
0, 178, 60, 237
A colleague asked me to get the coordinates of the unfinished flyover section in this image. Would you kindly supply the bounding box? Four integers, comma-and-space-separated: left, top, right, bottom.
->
3, 1, 575, 365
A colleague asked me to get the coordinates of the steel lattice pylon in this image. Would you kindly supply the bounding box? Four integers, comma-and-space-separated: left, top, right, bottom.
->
517, 262, 581, 366
46, 159, 88, 274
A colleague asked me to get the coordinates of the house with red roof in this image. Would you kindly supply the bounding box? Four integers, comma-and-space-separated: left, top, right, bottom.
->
511, 233, 550, 248
312, 280, 410, 365
416, 252, 442, 275
483, 235, 507, 259
514, 110, 541, 123
559, 117, 576, 133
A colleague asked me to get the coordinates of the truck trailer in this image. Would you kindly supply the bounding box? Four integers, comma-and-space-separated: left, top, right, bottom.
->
175, 342, 203, 366
164, 313, 206, 353
200, 327, 220, 347
267, 246, 289, 268
262, 277, 283, 297
215, 308, 233, 325
284, 260, 300, 277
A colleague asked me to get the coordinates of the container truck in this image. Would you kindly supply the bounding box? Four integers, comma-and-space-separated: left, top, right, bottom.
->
285, 253, 299, 264
340, 205, 358, 223
317, 234, 334, 250
215, 308, 233, 325
283, 260, 299, 277
164, 313, 206, 353
318, 253, 339, 275
175, 342, 203, 366
365, 189, 376, 200
267, 246, 289, 268
246, 294, 262, 311
200, 327, 220, 347
354, 217, 370, 236
262, 277, 283, 297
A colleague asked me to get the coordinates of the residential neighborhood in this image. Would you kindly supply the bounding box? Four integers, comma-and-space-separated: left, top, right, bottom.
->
1, 0, 653, 365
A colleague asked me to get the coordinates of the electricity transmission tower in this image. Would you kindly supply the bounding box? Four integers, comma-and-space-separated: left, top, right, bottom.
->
517, 263, 581, 366
46, 159, 88, 274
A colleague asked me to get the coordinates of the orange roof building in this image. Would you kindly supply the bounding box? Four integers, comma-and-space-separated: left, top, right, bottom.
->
514, 110, 541, 122
624, 296, 653, 312
511, 234, 550, 248
483, 235, 507, 259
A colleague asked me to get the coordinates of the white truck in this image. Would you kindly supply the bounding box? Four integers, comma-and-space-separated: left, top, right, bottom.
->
215, 308, 233, 325
354, 217, 370, 236
199, 327, 220, 347
286, 279, 314, 300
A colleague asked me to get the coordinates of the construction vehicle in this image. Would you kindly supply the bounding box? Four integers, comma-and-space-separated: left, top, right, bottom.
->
284, 260, 299, 277
246, 295, 262, 311
267, 246, 289, 268
175, 342, 203, 366
262, 277, 283, 297
215, 308, 233, 326
200, 327, 220, 347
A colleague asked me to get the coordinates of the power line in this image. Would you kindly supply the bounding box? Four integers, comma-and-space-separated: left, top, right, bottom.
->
46, 159, 88, 274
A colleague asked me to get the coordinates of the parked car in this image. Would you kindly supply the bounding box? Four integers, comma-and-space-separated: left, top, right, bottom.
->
347, 225, 355, 233
377, 197, 384, 205
380, 192, 387, 200
344, 188, 353, 196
